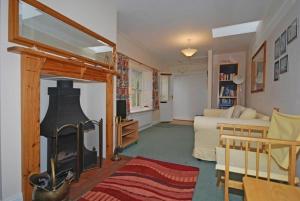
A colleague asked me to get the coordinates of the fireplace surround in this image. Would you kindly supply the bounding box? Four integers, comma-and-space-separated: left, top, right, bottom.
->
8, 0, 116, 199
9, 46, 116, 201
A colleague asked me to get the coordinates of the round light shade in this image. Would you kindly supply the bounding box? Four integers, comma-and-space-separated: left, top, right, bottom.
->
233, 75, 244, 85
181, 48, 197, 57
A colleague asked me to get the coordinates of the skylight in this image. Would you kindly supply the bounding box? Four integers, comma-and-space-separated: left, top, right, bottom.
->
212, 21, 261, 38
87, 46, 112, 53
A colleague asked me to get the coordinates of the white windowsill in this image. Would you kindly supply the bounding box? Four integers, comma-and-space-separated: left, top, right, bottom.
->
130, 107, 153, 114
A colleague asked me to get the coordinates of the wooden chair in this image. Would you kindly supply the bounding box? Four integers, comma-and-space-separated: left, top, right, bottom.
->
216, 124, 269, 186
216, 124, 300, 201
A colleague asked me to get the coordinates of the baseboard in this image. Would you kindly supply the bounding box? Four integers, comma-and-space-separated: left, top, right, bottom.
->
138, 121, 159, 132
151, 120, 160, 126
3, 193, 23, 201
173, 119, 194, 122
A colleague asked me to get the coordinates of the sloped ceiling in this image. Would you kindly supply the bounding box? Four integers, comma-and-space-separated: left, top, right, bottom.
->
117, 0, 282, 65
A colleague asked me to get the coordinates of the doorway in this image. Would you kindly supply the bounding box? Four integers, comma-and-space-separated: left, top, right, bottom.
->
173, 72, 208, 120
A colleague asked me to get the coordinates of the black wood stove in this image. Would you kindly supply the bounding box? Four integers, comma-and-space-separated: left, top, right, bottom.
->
40, 80, 99, 179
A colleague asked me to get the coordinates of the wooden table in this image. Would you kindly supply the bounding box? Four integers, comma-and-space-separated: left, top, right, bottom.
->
243, 177, 300, 201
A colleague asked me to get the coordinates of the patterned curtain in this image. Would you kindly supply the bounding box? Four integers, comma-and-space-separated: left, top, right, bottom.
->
117, 53, 130, 114
153, 70, 160, 110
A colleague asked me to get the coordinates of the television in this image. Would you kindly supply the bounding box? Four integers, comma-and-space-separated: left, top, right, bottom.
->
117, 100, 127, 120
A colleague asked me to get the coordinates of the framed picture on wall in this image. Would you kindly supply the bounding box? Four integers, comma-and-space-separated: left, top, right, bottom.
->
280, 30, 287, 55
287, 17, 298, 44
274, 37, 280, 60
274, 61, 280, 81
280, 55, 288, 74
251, 42, 266, 93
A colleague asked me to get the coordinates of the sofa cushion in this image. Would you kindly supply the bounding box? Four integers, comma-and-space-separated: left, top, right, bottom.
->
268, 110, 300, 169
256, 113, 270, 121
203, 109, 224, 117
240, 108, 257, 119
232, 105, 246, 118
221, 106, 235, 118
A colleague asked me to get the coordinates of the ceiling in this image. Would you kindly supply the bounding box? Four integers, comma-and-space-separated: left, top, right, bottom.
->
117, 0, 279, 65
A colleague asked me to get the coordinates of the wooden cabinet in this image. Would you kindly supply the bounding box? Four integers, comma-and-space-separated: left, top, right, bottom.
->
117, 120, 139, 149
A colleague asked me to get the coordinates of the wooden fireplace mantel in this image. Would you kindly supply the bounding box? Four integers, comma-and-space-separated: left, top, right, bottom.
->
8, 46, 116, 201
8, 46, 118, 81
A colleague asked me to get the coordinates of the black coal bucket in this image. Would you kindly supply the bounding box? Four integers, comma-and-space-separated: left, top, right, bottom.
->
29, 159, 74, 201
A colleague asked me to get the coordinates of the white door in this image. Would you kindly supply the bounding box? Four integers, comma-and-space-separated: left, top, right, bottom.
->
173, 72, 207, 120
160, 74, 173, 122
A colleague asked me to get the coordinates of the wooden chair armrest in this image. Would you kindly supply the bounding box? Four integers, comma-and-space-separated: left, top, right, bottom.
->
217, 123, 269, 131
218, 124, 269, 148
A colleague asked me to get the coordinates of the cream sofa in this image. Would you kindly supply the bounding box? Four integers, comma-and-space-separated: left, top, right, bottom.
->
193, 108, 270, 161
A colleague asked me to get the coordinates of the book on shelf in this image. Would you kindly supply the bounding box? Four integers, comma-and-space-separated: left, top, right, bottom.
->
219, 64, 238, 108
219, 98, 234, 107
220, 87, 224, 97
219, 73, 236, 81
219, 86, 236, 97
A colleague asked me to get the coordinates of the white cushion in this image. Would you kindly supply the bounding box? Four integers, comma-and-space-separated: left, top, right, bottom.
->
268, 111, 300, 169
221, 106, 235, 118
232, 105, 246, 118
240, 108, 257, 119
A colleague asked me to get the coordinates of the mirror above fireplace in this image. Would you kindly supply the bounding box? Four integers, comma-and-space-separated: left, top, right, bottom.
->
9, 0, 116, 69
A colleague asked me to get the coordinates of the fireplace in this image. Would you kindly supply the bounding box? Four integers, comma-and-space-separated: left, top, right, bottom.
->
40, 80, 100, 179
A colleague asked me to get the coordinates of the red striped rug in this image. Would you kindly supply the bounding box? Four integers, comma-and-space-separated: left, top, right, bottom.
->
78, 156, 199, 201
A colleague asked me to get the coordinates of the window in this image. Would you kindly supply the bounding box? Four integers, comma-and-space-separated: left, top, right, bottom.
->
160, 75, 170, 102
129, 61, 153, 112
131, 70, 143, 107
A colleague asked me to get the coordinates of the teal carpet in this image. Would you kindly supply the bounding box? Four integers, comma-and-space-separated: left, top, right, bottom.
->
122, 123, 243, 201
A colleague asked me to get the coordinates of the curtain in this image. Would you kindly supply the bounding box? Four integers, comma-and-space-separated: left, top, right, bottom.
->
117, 53, 130, 114
153, 69, 159, 110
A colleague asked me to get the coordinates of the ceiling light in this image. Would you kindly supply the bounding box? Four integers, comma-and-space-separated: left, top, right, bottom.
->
181, 48, 197, 57
212, 21, 261, 38
181, 39, 197, 57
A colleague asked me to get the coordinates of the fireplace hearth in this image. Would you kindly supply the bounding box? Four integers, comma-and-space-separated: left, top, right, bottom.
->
40, 80, 101, 179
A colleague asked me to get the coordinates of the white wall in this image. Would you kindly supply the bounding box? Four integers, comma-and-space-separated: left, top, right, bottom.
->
117, 33, 164, 69
117, 33, 163, 128
246, 0, 300, 115
160, 60, 208, 121
207, 50, 213, 109
0, 0, 116, 200
129, 111, 155, 130
173, 72, 208, 120
40, 80, 56, 172
160, 59, 208, 74
0, 0, 3, 198
212, 51, 247, 108
0, 0, 22, 200
246, 0, 300, 178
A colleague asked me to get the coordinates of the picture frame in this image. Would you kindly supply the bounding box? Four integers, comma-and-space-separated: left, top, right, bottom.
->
280, 55, 288, 74
287, 17, 298, 44
274, 61, 280, 81
280, 30, 287, 55
251, 42, 266, 93
274, 37, 280, 60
